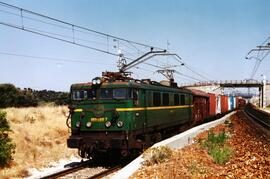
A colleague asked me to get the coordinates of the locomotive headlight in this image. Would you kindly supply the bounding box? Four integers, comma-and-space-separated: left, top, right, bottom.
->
96, 78, 101, 84
105, 121, 111, 128
92, 77, 102, 85
76, 121, 81, 128
86, 122, 92, 128
117, 120, 124, 128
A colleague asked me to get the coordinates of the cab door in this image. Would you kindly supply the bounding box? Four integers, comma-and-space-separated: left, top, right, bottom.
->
140, 89, 147, 130
133, 88, 147, 130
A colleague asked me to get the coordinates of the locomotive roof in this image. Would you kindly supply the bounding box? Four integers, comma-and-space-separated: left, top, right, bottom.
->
188, 89, 209, 97
71, 80, 191, 94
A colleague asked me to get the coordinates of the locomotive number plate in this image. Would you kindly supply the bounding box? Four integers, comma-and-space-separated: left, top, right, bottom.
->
90, 117, 107, 122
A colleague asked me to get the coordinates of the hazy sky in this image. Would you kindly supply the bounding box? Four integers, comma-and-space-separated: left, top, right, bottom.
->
0, 0, 269, 91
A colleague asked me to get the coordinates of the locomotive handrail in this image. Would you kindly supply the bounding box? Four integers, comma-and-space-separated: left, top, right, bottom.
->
66, 113, 71, 128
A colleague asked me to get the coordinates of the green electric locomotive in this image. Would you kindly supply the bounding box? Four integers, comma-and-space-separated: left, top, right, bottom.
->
67, 71, 194, 158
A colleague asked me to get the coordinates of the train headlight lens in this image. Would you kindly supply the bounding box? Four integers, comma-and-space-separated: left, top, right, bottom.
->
76, 121, 81, 128
96, 78, 101, 84
86, 122, 92, 128
105, 121, 111, 128
92, 79, 97, 85
117, 120, 124, 128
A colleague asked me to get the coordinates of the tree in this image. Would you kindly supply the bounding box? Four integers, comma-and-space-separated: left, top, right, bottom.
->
0, 111, 16, 167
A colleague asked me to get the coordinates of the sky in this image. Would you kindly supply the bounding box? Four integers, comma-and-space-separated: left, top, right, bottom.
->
0, 0, 269, 91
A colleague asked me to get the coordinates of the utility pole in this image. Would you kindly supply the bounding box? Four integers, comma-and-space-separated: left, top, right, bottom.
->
262, 74, 266, 108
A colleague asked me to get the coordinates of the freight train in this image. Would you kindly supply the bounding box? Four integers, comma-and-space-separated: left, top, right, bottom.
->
67, 71, 244, 159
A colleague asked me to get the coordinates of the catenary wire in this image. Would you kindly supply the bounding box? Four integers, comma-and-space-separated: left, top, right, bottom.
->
0, 51, 115, 65
0, 1, 163, 51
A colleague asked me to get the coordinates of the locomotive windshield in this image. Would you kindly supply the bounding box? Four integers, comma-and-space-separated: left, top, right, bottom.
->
72, 88, 129, 100
72, 89, 97, 100
100, 89, 113, 99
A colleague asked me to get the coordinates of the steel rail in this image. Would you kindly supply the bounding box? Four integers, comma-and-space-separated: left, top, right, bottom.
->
244, 104, 270, 130
40, 160, 92, 179
88, 165, 122, 179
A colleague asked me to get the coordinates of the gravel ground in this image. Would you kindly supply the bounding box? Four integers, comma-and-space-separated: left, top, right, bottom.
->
26, 157, 107, 179
132, 111, 270, 178
59, 167, 107, 179
26, 156, 81, 179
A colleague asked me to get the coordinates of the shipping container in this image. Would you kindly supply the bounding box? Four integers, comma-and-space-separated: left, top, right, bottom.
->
189, 89, 209, 124
216, 95, 221, 114
221, 95, 229, 113
235, 97, 239, 109
233, 97, 236, 109
208, 93, 217, 116
228, 96, 232, 111
229, 96, 234, 110
238, 98, 246, 108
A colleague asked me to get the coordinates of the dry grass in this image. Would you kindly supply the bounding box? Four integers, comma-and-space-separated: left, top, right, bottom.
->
0, 105, 77, 178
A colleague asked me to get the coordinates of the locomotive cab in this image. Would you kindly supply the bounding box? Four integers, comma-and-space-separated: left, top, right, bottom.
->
67, 77, 144, 158
70, 86, 132, 132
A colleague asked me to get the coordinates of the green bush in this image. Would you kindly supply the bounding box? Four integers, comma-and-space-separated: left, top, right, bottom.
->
207, 130, 227, 146
209, 146, 231, 164
200, 130, 231, 164
0, 111, 16, 167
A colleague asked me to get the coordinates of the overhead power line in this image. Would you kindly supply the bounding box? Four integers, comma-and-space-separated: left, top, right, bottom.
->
0, 51, 115, 65
0, 1, 160, 50
174, 70, 203, 82
0, 1, 210, 83
0, 1, 164, 61
171, 55, 212, 81
246, 36, 270, 79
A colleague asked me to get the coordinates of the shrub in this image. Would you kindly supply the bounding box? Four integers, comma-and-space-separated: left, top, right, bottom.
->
200, 130, 231, 164
0, 111, 16, 167
209, 146, 231, 164
142, 146, 173, 166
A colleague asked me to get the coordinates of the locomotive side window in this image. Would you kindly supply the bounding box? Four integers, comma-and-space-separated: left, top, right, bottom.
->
153, 92, 161, 106
101, 89, 113, 99
101, 88, 128, 99
113, 88, 127, 99
162, 93, 169, 106
174, 94, 179, 105
180, 94, 185, 105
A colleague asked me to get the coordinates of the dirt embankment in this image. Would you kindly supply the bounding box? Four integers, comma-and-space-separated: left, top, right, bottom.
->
133, 111, 270, 178
0, 106, 77, 178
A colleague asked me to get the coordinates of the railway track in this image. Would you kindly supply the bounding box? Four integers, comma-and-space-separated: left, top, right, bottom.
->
244, 103, 270, 131
40, 160, 93, 179
40, 159, 123, 179
88, 165, 122, 179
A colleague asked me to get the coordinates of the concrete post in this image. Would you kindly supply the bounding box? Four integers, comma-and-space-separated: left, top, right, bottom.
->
262, 75, 266, 108
259, 87, 262, 108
